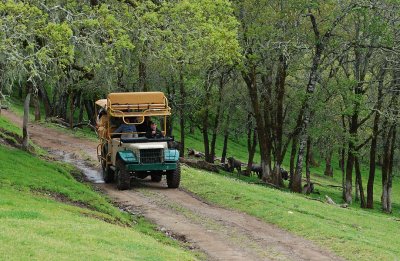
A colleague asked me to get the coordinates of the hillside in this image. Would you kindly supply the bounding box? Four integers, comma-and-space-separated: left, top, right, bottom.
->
0, 106, 345, 260
0, 117, 198, 261
2, 105, 400, 260
176, 127, 400, 216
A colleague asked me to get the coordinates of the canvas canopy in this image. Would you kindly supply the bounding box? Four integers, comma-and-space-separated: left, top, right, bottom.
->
95, 99, 107, 108
105, 92, 171, 118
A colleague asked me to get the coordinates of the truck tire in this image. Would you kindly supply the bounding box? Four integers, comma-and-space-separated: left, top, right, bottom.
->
151, 174, 162, 182
167, 162, 180, 188
116, 159, 130, 190
102, 165, 114, 183
101, 145, 114, 183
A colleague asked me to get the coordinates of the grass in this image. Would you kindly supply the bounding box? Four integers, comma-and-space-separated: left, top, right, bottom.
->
0, 116, 199, 260
6, 97, 98, 142
5, 99, 399, 259
181, 166, 400, 260
173, 124, 400, 260
0, 116, 47, 156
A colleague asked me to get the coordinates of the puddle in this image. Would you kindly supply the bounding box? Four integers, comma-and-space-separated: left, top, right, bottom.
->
51, 150, 105, 184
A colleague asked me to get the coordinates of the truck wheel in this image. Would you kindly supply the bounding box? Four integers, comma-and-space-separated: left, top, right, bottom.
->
102, 165, 114, 183
101, 145, 114, 183
167, 162, 180, 188
151, 174, 162, 182
116, 159, 130, 190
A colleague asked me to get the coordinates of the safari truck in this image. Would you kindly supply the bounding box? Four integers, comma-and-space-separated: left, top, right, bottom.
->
95, 92, 180, 190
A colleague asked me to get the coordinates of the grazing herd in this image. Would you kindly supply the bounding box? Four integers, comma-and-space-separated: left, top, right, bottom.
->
185, 149, 291, 181
185, 148, 315, 193
226, 157, 289, 180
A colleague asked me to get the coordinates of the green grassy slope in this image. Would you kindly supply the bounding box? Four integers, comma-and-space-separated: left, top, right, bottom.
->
0, 117, 198, 261
181, 166, 400, 260
175, 126, 400, 260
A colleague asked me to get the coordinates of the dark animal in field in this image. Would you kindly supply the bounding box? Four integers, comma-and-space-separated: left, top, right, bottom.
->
251, 164, 262, 179
251, 165, 289, 180
280, 167, 289, 180
227, 157, 242, 174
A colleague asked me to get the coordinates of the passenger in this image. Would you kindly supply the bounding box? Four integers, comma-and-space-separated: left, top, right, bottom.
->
113, 117, 137, 139
145, 121, 163, 138
96, 107, 108, 138
136, 116, 151, 136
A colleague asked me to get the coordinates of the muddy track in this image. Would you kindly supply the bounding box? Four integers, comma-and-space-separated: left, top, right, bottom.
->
2, 110, 344, 261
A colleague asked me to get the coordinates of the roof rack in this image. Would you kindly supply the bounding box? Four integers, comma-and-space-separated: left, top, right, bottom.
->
106, 92, 171, 118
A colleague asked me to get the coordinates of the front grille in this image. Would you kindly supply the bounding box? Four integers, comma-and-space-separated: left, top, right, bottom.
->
140, 149, 163, 164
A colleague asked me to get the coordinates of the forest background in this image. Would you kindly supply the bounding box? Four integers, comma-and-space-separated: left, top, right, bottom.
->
0, 0, 399, 213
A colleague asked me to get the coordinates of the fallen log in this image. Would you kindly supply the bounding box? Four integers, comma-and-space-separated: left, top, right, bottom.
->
46, 117, 95, 131
187, 148, 205, 158
325, 195, 348, 208
0, 105, 8, 110
180, 158, 219, 173
46, 117, 70, 128
305, 196, 324, 203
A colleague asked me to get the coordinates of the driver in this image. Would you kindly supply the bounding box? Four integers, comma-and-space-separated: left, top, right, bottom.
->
145, 121, 163, 138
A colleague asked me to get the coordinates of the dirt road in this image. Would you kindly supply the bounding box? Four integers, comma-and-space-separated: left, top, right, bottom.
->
2, 110, 344, 261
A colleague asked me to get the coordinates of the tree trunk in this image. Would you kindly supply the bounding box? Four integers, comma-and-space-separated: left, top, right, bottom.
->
243, 67, 272, 181
293, 4, 354, 193
345, 140, 355, 204
210, 74, 226, 162
355, 166, 360, 202
381, 128, 391, 213
202, 127, 210, 161
288, 104, 305, 189
340, 115, 347, 199
55, 91, 68, 120
292, 21, 324, 193
272, 55, 287, 186
367, 117, 378, 208
69, 91, 74, 129
324, 150, 333, 177
367, 68, 385, 208
305, 137, 312, 188
386, 127, 395, 214
179, 69, 186, 157
78, 93, 84, 123
289, 137, 297, 189
22, 81, 33, 150
246, 127, 257, 172
33, 92, 40, 121
166, 81, 176, 136
382, 124, 396, 213
84, 99, 95, 125
355, 157, 366, 208
38, 85, 52, 118
261, 73, 273, 182
221, 114, 230, 164
202, 72, 212, 163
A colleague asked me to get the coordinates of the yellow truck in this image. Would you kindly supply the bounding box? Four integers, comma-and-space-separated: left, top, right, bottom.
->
95, 92, 180, 190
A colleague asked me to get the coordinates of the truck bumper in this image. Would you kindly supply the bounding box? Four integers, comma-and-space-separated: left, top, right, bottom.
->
125, 162, 177, 172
